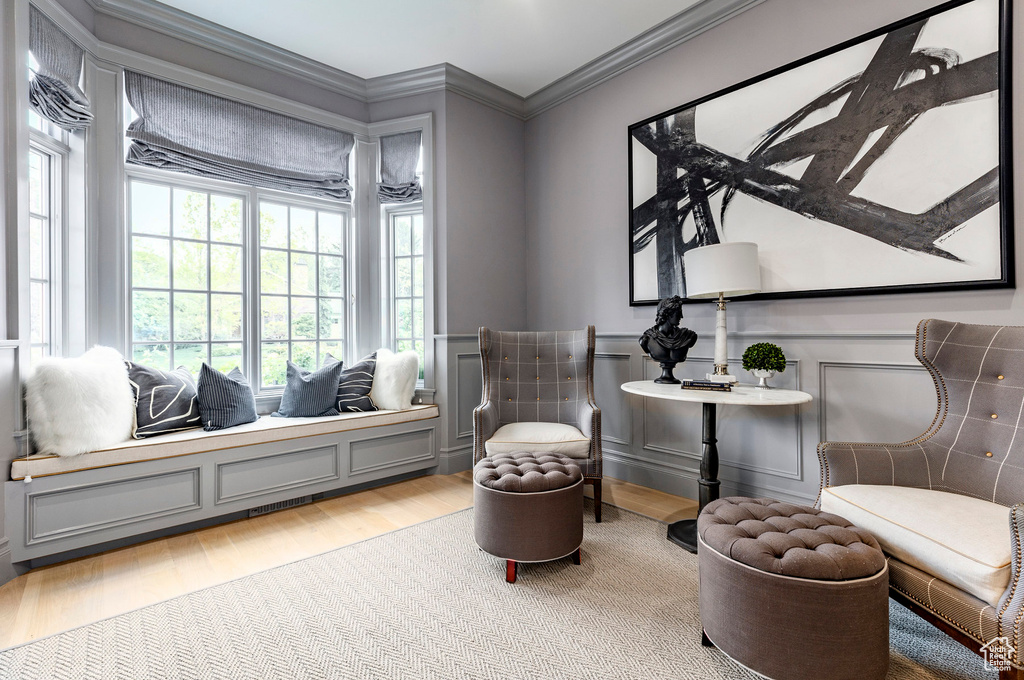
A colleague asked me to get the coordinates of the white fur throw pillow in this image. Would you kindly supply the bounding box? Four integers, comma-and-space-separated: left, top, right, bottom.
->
25, 346, 135, 456
369, 348, 419, 410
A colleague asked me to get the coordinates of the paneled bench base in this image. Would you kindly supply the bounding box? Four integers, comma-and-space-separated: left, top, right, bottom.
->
5, 409, 438, 566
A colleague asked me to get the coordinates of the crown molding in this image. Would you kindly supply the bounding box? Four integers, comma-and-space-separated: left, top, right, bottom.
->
79, 0, 763, 121
523, 0, 767, 119
83, 0, 367, 101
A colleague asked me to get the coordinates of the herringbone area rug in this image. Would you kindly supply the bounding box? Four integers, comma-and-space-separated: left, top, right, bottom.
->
0, 503, 997, 679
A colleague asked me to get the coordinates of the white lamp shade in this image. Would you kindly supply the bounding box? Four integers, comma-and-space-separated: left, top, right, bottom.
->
683, 242, 762, 298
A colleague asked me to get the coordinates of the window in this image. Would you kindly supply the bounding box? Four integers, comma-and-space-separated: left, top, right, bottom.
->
128, 178, 245, 375
258, 201, 347, 389
28, 146, 54, 363
386, 208, 425, 380
127, 176, 349, 393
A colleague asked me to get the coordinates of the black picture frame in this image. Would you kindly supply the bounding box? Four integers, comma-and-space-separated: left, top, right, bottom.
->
627, 0, 1013, 305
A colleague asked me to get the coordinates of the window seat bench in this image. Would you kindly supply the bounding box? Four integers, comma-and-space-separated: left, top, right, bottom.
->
5, 404, 440, 566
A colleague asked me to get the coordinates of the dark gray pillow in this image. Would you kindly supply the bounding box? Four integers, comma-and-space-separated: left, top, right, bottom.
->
333, 352, 377, 412
197, 364, 258, 431
126, 361, 202, 439
273, 358, 346, 418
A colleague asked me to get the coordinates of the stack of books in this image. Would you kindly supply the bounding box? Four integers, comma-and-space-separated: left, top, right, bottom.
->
680, 379, 732, 392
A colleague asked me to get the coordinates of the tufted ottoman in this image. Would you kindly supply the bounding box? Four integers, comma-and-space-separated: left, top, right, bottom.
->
473, 452, 584, 583
698, 497, 889, 680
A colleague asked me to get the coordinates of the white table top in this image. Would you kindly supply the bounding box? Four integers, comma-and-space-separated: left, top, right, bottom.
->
620, 380, 812, 407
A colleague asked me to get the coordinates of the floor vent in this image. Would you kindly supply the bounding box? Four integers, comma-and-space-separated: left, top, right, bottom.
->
248, 495, 313, 518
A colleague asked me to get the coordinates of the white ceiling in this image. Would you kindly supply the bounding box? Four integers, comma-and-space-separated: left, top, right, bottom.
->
151, 0, 704, 97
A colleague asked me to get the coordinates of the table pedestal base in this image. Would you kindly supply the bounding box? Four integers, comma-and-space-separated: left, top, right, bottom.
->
666, 519, 698, 553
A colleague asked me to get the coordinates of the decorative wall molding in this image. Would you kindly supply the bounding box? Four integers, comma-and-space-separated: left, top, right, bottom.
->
524, 0, 766, 118
79, 0, 763, 120
594, 352, 632, 446
454, 352, 481, 439
597, 330, 917, 341
817, 360, 928, 443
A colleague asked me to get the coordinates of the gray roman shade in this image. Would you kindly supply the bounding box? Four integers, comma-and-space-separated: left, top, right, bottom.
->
377, 131, 422, 203
28, 6, 92, 132
124, 71, 354, 200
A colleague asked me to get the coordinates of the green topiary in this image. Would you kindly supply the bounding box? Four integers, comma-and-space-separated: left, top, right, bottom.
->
742, 342, 786, 373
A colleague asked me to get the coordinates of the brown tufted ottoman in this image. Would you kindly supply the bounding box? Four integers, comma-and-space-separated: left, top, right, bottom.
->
473, 452, 584, 583
698, 497, 889, 680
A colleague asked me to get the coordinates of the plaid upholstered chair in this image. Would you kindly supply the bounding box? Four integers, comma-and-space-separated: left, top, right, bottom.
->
473, 327, 603, 521
818, 319, 1024, 679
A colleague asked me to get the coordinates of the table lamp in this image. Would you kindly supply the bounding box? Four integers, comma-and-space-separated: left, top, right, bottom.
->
682, 242, 761, 384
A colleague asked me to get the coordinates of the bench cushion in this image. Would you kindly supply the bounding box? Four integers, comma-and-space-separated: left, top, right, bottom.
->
11, 404, 439, 480
820, 484, 1011, 606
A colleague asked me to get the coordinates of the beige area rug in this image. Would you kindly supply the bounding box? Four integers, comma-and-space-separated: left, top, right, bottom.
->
0, 502, 998, 679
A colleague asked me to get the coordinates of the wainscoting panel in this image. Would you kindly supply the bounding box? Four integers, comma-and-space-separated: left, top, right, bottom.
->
594, 353, 632, 446
456, 352, 482, 439
819, 361, 936, 444
215, 445, 340, 505
348, 428, 436, 479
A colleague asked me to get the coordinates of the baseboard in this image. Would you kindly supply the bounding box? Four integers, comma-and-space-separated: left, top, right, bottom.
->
438, 444, 473, 475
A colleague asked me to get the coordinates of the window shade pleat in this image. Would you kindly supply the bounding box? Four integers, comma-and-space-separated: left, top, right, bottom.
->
29, 6, 92, 132
377, 131, 422, 204
124, 71, 354, 201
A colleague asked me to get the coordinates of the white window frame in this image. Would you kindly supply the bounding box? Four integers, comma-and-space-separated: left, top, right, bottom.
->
28, 129, 68, 361
369, 114, 435, 393
124, 166, 354, 399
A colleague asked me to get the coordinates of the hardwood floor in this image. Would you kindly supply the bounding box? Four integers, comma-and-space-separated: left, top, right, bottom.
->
0, 473, 696, 649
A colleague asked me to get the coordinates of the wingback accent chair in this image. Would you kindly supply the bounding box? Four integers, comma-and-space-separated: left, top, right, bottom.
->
473, 327, 603, 521
818, 319, 1024, 679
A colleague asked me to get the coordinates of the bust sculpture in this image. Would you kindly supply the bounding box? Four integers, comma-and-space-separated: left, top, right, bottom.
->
639, 295, 698, 384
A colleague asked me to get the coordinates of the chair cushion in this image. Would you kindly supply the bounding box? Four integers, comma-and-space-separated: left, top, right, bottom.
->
484, 422, 590, 458
821, 485, 1011, 606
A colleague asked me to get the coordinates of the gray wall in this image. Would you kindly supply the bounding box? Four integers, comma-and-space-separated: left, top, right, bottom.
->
518, 0, 1024, 502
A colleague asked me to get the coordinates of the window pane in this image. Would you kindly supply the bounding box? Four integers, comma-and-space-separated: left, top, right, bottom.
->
132, 291, 170, 341
318, 212, 343, 254
30, 282, 45, 343
173, 189, 207, 240
260, 249, 288, 294
319, 342, 343, 364
290, 208, 316, 251
260, 202, 287, 248
30, 217, 45, 279
132, 237, 170, 289
211, 244, 243, 292
292, 342, 316, 370
394, 216, 411, 256
291, 297, 316, 339
133, 343, 170, 370
261, 295, 288, 340
211, 343, 243, 373
173, 343, 207, 374
319, 255, 343, 296
395, 258, 412, 297
28, 151, 44, 215
396, 298, 412, 338
318, 299, 343, 339
413, 256, 424, 296
131, 182, 170, 235
414, 340, 425, 380
412, 217, 423, 255
173, 241, 208, 290
211, 293, 243, 341
261, 342, 288, 387
210, 194, 243, 243
413, 298, 423, 339
173, 292, 208, 341
291, 253, 316, 295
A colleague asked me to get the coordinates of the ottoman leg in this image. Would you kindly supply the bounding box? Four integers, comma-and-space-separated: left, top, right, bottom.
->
593, 480, 602, 523
572, 547, 581, 565
506, 560, 517, 583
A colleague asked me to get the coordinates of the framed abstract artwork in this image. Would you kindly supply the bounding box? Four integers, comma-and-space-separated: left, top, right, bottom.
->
628, 0, 1012, 305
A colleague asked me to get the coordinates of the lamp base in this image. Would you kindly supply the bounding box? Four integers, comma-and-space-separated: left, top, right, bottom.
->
705, 373, 737, 384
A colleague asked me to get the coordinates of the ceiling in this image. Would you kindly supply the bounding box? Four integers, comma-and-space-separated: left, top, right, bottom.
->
150, 0, 705, 97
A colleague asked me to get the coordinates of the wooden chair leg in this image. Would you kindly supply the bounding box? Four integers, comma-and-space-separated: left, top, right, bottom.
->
505, 560, 517, 583
572, 547, 581, 565
593, 479, 602, 523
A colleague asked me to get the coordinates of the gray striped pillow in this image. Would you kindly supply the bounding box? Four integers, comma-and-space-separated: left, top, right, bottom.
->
197, 365, 258, 431
274, 358, 345, 418
332, 353, 377, 412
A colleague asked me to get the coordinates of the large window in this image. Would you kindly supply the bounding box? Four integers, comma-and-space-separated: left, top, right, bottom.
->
28, 121, 67, 363
386, 208, 425, 380
258, 201, 346, 389
127, 176, 348, 392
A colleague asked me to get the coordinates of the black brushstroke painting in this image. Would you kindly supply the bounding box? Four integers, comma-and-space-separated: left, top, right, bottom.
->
628, 0, 1012, 304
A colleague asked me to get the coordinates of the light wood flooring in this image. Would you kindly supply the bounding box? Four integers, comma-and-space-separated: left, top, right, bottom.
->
0, 473, 696, 650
